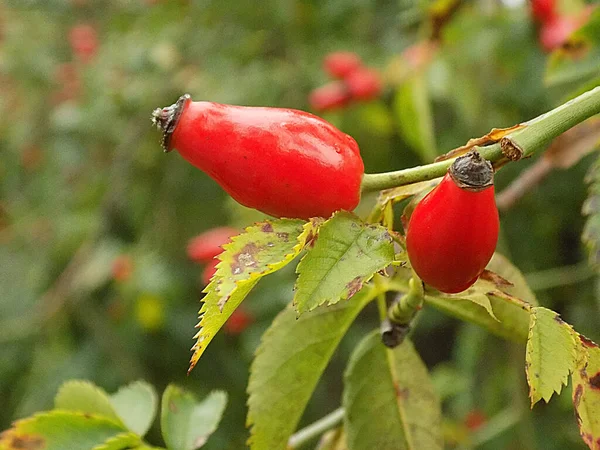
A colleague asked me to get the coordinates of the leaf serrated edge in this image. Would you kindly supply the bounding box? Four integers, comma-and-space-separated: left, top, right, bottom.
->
214, 219, 317, 309
293, 212, 394, 315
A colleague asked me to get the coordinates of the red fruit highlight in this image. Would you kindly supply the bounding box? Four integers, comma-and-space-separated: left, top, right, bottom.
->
153, 95, 364, 220
345, 68, 383, 101
309, 81, 351, 112
323, 51, 363, 79
187, 227, 238, 263
406, 151, 499, 294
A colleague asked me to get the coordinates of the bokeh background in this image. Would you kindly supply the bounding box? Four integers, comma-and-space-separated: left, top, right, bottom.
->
1, 0, 599, 448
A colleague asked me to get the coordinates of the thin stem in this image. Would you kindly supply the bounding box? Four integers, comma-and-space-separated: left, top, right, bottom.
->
361, 85, 600, 193
524, 262, 595, 291
389, 277, 423, 324
287, 407, 344, 449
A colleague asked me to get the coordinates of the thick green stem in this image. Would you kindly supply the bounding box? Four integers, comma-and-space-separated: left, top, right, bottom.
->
361, 85, 600, 193
389, 277, 423, 324
287, 407, 344, 449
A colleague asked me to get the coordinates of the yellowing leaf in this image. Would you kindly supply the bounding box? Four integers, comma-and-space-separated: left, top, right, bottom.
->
526, 307, 578, 406
215, 219, 316, 309
572, 336, 600, 450
294, 212, 395, 314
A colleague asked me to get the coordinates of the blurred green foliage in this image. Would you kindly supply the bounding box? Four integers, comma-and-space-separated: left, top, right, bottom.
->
1, 0, 599, 448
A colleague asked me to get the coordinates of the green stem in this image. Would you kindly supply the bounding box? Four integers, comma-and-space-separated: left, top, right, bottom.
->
361, 85, 600, 193
389, 277, 423, 324
287, 407, 344, 449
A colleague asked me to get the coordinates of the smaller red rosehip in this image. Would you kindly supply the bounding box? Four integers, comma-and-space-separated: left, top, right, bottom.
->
406, 151, 499, 294
531, 0, 558, 24
224, 307, 254, 335
69, 24, 98, 62
112, 255, 133, 282
464, 410, 487, 431
323, 51, 363, 79
187, 227, 238, 263
345, 68, 383, 101
309, 81, 351, 112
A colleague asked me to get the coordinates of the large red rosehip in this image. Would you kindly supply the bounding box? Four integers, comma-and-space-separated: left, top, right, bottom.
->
187, 227, 238, 263
152, 95, 364, 220
309, 81, 351, 112
323, 51, 363, 79
406, 151, 499, 294
345, 68, 383, 101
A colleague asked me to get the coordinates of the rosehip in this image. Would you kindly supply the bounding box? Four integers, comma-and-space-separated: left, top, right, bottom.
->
187, 227, 238, 263
531, 0, 557, 24
345, 68, 383, 101
69, 24, 98, 62
323, 51, 363, 79
112, 255, 133, 282
224, 307, 254, 335
464, 410, 487, 431
406, 151, 499, 294
539, 16, 579, 51
309, 81, 351, 112
152, 95, 364, 219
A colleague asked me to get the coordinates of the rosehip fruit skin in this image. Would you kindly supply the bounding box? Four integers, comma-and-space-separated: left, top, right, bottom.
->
309, 81, 351, 112
323, 51, 363, 79
406, 152, 499, 294
187, 227, 238, 263
345, 68, 383, 101
153, 95, 364, 220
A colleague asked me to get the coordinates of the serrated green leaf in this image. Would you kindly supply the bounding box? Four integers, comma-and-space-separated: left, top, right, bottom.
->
247, 289, 373, 450
545, 9, 600, 87
189, 277, 259, 372
160, 386, 227, 450
487, 253, 538, 306
294, 212, 395, 314
215, 219, 315, 308
0, 411, 127, 450
583, 153, 600, 267
526, 307, 578, 406
92, 432, 143, 450
343, 332, 442, 450
394, 76, 437, 162
55, 380, 123, 425
425, 253, 533, 343
110, 381, 158, 437
572, 338, 600, 450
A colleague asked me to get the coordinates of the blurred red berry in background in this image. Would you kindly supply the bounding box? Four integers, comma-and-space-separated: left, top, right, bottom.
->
531, 0, 557, 24
464, 410, 487, 431
201, 258, 219, 286
309, 81, 352, 112
345, 68, 383, 101
187, 227, 238, 263
112, 255, 133, 282
69, 24, 98, 62
224, 308, 254, 335
323, 51, 363, 79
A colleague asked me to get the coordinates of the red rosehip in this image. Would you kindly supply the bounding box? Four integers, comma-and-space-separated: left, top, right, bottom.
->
539, 16, 579, 51
224, 307, 254, 335
69, 24, 98, 62
531, 0, 558, 24
464, 410, 487, 431
112, 255, 133, 282
406, 151, 499, 294
152, 95, 364, 219
309, 81, 351, 112
201, 258, 219, 286
323, 51, 363, 79
187, 227, 238, 263
345, 68, 383, 101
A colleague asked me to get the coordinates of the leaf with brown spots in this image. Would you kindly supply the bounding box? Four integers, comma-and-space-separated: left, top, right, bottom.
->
434, 124, 526, 162
294, 212, 396, 314
572, 336, 600, 449
214, 219, 317, 309
526, 307, 578, 406
343, 332, 442, 450
0, 411, 128, 450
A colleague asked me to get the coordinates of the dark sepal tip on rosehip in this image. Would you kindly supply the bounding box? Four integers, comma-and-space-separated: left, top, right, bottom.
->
152, 94, 364, 220
405, 151, 499, 294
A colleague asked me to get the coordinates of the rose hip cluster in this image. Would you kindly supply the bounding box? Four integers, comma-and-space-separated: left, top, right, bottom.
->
309, 51, 383, 112
531, 0, 595, 52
